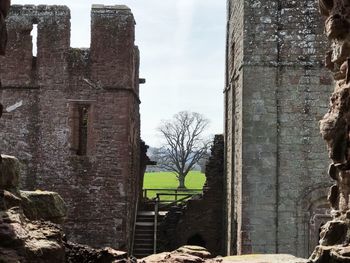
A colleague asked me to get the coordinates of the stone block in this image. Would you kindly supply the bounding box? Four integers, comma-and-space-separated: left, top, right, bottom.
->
0, 190, 21, 210
20, 190, 67, 224
0, 155, 20, 190
221, 254, 308, 263
176, 246, 212, 259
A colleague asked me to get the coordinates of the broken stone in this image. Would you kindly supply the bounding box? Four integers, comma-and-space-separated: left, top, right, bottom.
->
0, 189, 21, 210
176, 246, 212, 259
308, 0, 350, 262
20, 190, 67, 224
65, 241, 132, 263
0, 155, 20, 190
219, 254, 308, 263
0, 207, 65, 263
318, 220, 347, 246
139, 251, 204, 263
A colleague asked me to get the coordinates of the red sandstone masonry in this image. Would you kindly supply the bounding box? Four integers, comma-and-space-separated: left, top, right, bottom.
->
0, 4, 142, 251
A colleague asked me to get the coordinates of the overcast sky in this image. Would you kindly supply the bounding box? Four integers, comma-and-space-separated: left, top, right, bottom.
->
12, 0, 226, 147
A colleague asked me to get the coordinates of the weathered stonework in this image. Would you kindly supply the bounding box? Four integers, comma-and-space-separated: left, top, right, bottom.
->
158, 135, 224, 256
225, 0, 333, 257
0, 0, 10, 55
0, 5, 143, 251
308, 0, 350, 262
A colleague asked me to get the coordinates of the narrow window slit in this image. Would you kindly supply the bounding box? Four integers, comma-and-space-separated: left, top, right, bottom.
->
31, 24, 38, 68
77, 105, 89, 156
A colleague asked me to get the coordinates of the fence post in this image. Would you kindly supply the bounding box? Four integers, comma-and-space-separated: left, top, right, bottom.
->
175, 189, 178, 201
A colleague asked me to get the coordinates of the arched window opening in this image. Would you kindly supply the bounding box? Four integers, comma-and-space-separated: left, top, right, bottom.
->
187, 234, 206, 248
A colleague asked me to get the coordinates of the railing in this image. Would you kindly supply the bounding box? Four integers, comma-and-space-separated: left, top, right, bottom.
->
143, 188, 202, 201
130, 193, 139, 256
152, 191, 202, 253
153, 196, 159, 254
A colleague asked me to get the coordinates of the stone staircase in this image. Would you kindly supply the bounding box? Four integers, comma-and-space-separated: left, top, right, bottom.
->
132, 210, 167, 258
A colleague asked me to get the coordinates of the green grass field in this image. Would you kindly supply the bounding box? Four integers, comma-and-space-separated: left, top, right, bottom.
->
143, 171, 206, 199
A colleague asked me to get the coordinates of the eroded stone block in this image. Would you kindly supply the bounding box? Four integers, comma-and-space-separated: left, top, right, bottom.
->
0, 155, 20, 190
20, 190, 67, 224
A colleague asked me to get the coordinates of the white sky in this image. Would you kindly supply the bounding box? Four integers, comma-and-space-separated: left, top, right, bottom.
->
12, 0, 226, 147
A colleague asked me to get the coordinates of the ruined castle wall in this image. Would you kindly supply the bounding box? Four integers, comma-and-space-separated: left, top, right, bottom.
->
158, 135, 224, 255
224, 0, 244, 255
225, 0, 333, 257
275, 1, 332, 257
0, 5, 141, 250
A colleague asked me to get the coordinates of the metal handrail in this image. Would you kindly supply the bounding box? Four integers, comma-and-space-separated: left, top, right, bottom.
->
143, 188, 203, 199
151, 191, 201, 254
153, 196, 159, 254
156, 193, 200, 209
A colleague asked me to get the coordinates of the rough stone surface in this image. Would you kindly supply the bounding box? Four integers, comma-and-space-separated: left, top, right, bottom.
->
20, 190, 67, 224
139, 247, 307, 263
0, 155, 20, 191
220, 254, 308, 263
307, 0, 350, 262
175, 246, 212, 259
0, 207, 66, 263
0, 154, 66, 262
65, 241, 133, 263
225, 0, 333, 257
158, 135, 224, 255
0, 4, 143, 250
139, 246, 207, 263
0, 0, 10, 55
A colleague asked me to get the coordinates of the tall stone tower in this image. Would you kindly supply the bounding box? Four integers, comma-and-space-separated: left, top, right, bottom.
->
0, 5, 142, 251
225, 0, 333, 257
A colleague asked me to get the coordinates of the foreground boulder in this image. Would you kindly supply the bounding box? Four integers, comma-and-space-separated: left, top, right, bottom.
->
139, 246, 210, 263
139, 246, 307, 263
0, 155, 66, 262
220, 254, 308, 263
65, 241, 133, 263
20, 190, 67, 224
0, 207, 65, 263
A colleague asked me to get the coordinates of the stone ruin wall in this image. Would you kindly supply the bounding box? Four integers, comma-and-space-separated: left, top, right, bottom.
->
225, 0, 334, 258
0, 5, 142, 251
158, 135, 224, 256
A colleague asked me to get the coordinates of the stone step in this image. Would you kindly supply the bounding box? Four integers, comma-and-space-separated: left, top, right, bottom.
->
135, 234, 153, 239
134, 243, 153, 248
135, 222, 154, 227
138, 211, 167, 216
133, 250, 154, 254
134, 238, 153, 244
135, 228, 153, 232
135, 230, 153, 234
134, 232, 153, 236
133, 210, 164, 258
136, 217, 156, 222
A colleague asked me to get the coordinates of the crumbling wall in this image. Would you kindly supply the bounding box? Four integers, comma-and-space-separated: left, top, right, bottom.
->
225, 0, 333, 257
0, 5, 142, 250
159, 135, 224, 256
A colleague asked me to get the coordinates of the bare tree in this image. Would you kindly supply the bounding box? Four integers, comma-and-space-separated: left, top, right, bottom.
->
157, 111, 211, 189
